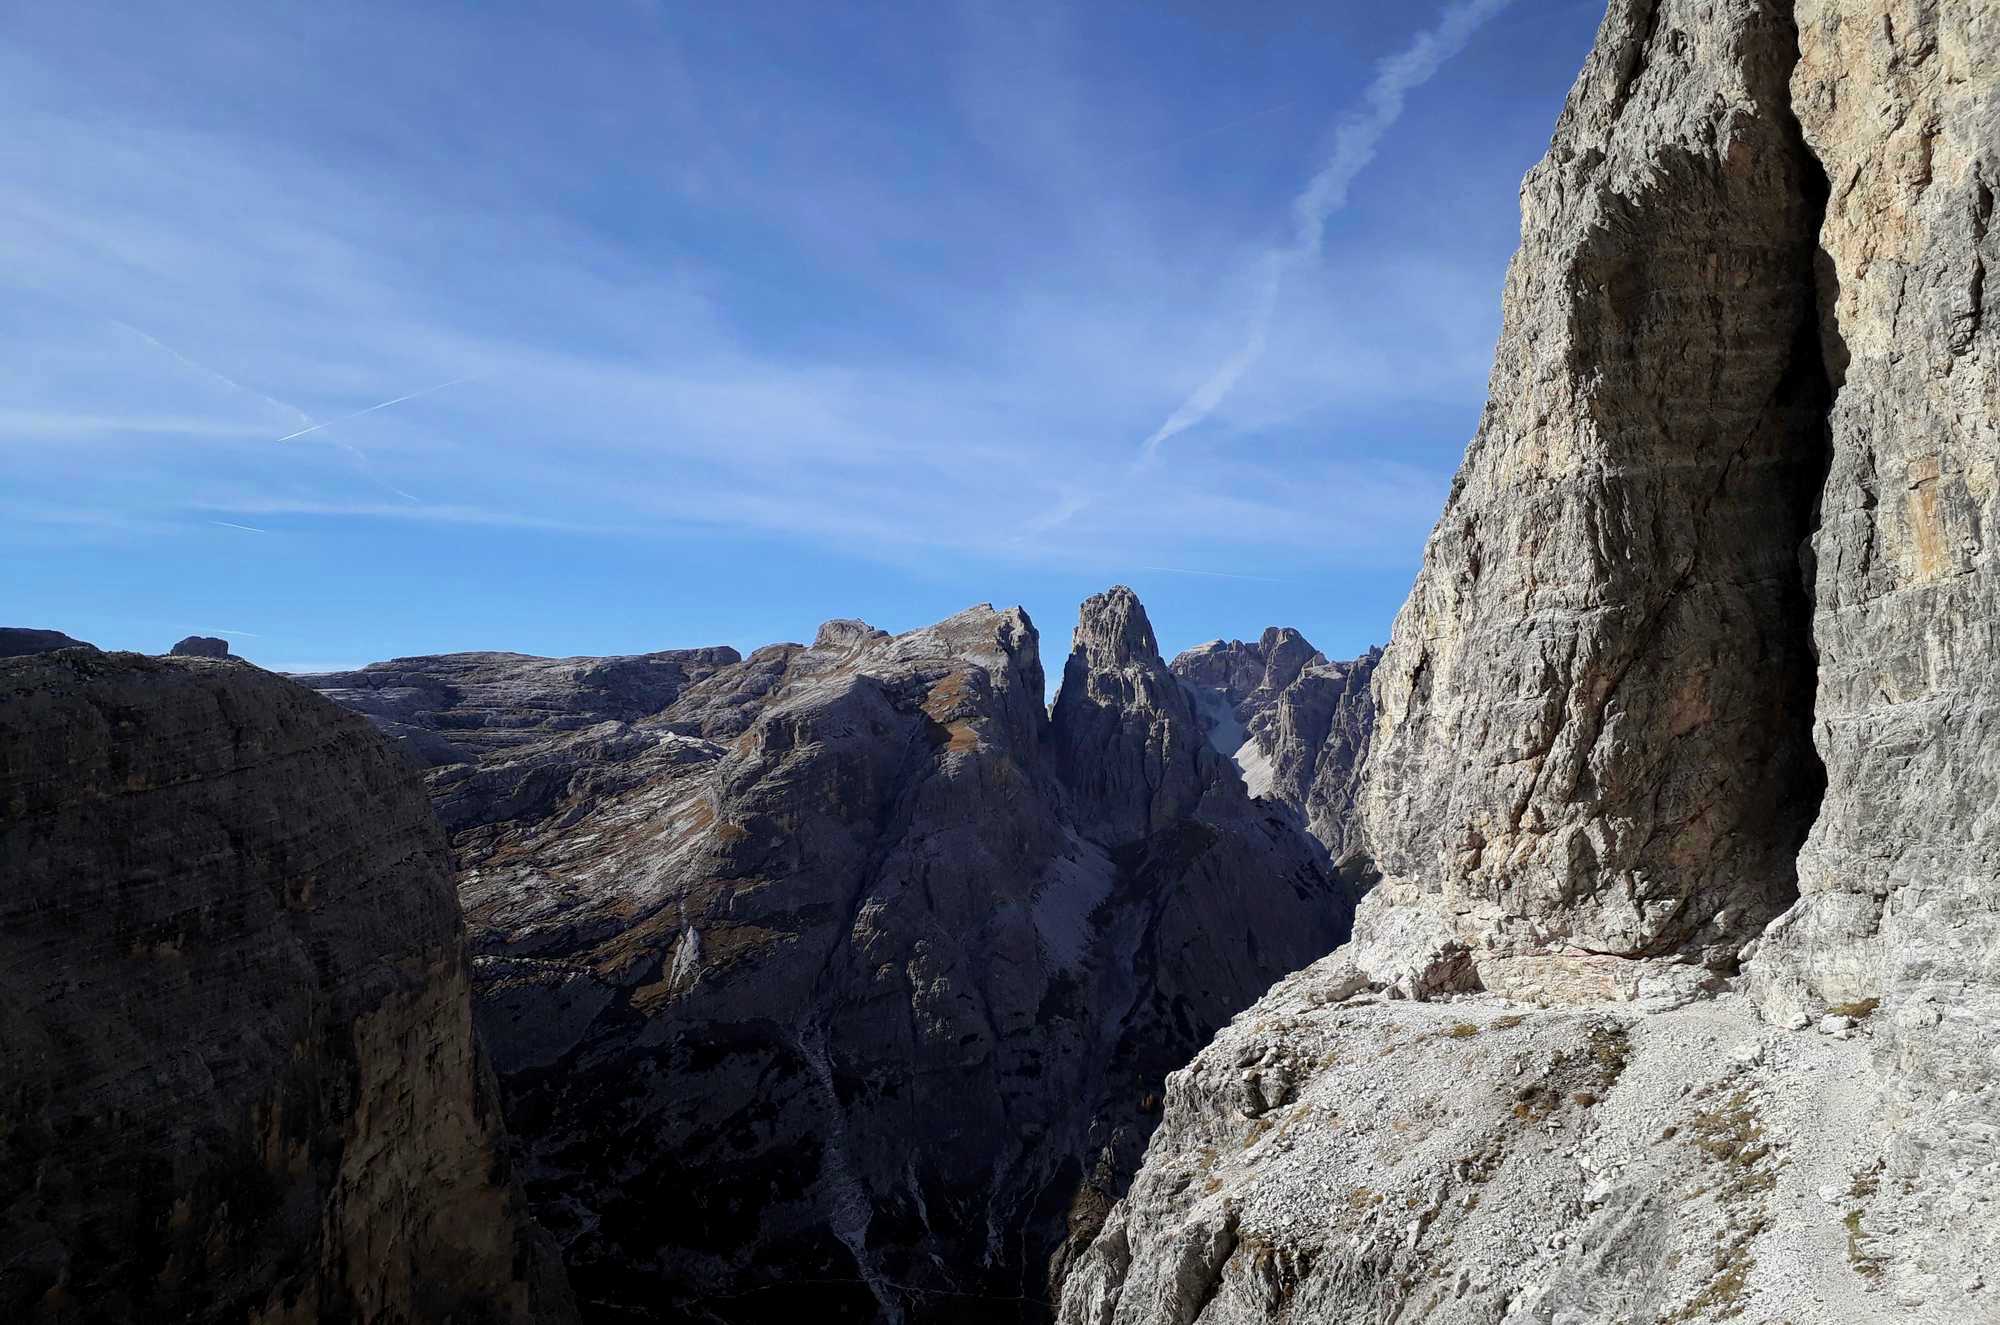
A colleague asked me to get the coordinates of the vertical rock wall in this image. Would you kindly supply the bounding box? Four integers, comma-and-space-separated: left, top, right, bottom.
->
1750, 1, 2000, 1092
1360, 0, 1834, 985
0, 652, 572, 1323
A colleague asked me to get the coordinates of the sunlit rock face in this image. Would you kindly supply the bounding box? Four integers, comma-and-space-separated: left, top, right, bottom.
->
1171, 631, 1381, 866
313, 589, 1353, 1322
1056, 1, 2000, 1322
1749, 0, 2000, 1088
0, 651, 574, 1324
1359, 0, 1834, 985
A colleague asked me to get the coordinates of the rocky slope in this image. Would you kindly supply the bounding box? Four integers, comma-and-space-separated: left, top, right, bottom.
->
308, 589, 1354, 1322
1059, 959, 1914, 1325
0, 649, 574, 1323
1170, 633, 1380, 866
1058, 1, 1998, 1322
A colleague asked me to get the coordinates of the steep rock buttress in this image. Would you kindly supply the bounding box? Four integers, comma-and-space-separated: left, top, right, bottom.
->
0, 650, 574, 1323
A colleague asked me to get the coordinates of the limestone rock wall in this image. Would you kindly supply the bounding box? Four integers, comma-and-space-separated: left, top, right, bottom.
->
0, 652, 573, 1323
1360, 0, 1834, 984
1749, 0, 2000, 1089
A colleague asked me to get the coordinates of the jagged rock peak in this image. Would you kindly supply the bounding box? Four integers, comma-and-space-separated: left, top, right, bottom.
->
1052, 586, 1237, 843
1171, 633, 1383, 862
810, 617, 890, 650
1069, 585, 1160, 670
168, 634, 231, 658
0, 627, 94, 657
310, 593, 1347, 1319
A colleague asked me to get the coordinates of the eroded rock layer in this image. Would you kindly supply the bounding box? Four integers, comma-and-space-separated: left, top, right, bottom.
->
0, 651, 573, 1323
314, 590, 1353, 1322
1361, 0, 1833, 982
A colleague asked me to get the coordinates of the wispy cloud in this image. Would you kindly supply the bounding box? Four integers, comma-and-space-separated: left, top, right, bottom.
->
0, 0, 1532, 590
1139, 0, 1515, 461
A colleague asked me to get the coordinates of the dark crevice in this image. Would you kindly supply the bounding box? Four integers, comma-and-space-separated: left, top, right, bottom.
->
1768, 8, 1840, 925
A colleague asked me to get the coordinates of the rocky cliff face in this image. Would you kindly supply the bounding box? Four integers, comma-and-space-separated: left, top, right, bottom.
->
1749, 0, 1999, 1085
1362, 0, 1833, 985
1170, 633, 1380, 865
1057, 1, 1999, 1321
310, 590, 1353, 1322
0, 650, 573, 1323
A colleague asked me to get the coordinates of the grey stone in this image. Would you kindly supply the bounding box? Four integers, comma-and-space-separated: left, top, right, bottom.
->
1360, 0, 1832, 978
0, 650, 573, 1323
1057, 2, 2000, 1322
1747, 0, 2000, 1094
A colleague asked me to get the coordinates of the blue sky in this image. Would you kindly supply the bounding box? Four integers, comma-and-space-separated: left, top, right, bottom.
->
3, 0, 1601, 674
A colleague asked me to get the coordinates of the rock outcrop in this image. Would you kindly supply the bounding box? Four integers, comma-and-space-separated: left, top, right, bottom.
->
1361, 0, 1833, 984
0, 650, 574, 1323
167, 635, 232, 659
311, 592, 1353, 1321
0, 628, 92, 658
1171, 633, 1380, 864
1057, 2, 1999, 1322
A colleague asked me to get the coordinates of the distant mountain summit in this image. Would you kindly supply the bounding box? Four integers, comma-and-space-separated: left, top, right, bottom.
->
1170, 629, 1380, 868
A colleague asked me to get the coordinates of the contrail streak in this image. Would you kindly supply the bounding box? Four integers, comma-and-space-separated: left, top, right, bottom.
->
210, 520, 268, 533
104, 311, 443, 507
111, 319, 315, 428
1139, 0, 1514, 461
277, 376, 476, 442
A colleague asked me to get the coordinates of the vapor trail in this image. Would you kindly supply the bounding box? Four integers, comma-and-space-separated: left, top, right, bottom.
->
1139, 0, 1514, 461
210, 520, 268, 533
111, 319, 315, 429
276, 376, 476, 442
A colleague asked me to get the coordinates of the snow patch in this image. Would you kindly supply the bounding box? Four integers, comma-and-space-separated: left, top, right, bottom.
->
1234, 735, 1277, 800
